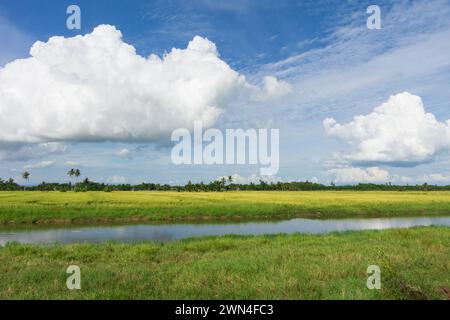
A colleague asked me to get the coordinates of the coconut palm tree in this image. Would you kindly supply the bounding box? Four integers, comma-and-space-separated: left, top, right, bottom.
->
67, 168, 80, 191
22, 171, 30, 191
67, 169, 75, 178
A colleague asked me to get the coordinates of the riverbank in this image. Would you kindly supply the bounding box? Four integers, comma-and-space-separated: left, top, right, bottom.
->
0, 191, 450, 225
0, 227, 448, 299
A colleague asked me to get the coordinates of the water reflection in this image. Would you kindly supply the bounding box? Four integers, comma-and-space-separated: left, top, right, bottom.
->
0, 217, 449, 245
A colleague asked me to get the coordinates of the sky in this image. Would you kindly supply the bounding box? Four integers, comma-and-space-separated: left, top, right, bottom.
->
0, 0, 450, 186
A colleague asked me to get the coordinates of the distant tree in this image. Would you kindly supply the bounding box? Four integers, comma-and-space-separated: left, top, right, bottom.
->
67, 169, 75, 190
220, 177, 226, 191
22, 171, 30, 191
67, 168, 81, 190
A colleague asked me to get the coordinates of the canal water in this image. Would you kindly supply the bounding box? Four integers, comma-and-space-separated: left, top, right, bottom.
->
0, 216, 449, 245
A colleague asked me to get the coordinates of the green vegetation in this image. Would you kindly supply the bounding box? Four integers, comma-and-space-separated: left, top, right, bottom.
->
1, 189, 447, 300
1, 191, 448, 300
0, 191, 449, 224
21, 171, 30, 192
2, 173, 450, 192
0, 227, 448, 299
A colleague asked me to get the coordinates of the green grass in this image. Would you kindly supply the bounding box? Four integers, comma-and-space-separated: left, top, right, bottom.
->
0, 191, 449, 224
0, 227, 448, 299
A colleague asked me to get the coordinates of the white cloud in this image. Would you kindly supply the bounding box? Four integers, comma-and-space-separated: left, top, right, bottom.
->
263, 1, 450, 93
116, 148, 132, 159
324, 92, 450, 166
254, 1, 450, 130
64, 161, 79, 166
250, 76, 292, 101
0, 24, 287, 148
328, 167, 391, 184
107, 175, 127, 184
219, 173, 281, 184
24, 160, 54, 169
309, 177, 319, 184
418, 173, 450, 184
0, 25, 247, 144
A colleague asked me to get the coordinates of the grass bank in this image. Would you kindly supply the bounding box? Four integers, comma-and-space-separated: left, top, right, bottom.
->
0, 227, 448, 299
0, 191, 449, 225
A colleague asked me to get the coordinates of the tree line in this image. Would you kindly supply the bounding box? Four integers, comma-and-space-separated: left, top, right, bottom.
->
0, 170, 449, 192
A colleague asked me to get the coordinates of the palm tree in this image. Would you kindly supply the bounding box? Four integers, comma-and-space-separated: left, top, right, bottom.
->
67, 169, 74, 190
22, 171, 30, 191
75, 169, 82, 190
220, 177, 226, 191
67, 168, 81, 191
67, 169, 75, 178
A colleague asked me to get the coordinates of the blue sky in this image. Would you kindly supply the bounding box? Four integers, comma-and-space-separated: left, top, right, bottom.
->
0, 0, 342, 69
1, 0, 450, 185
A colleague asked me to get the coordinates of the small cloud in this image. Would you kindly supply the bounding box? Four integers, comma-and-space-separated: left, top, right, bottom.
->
116, 148, 132, 159
418, 173, 450, 184
310, 177, 319, 184
24, 160, 54, 169
65, 161, 79, 166
296, 37, 318, 49
327, 167, 391, 184
218, 173, 282, 184
107, 175, 128, 184
250, 76, 292, 101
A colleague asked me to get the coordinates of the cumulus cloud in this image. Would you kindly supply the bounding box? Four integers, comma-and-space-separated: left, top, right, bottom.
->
0, 25, 248, 144
328, 167, 391, 184
24, 160, 54, 169
116, 148, 132, 159
324, 92, 450, 166
249, 76, 292, 101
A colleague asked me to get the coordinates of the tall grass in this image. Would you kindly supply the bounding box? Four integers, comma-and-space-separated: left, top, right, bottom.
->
0, 227, 448, 299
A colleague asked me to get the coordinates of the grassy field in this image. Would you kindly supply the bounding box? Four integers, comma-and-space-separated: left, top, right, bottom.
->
0, 227, 448, 299
0, 191, 449, 224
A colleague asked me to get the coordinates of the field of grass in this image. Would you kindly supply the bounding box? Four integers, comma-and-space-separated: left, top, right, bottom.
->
0, 227, 448, 299
0, 191, 449, 224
